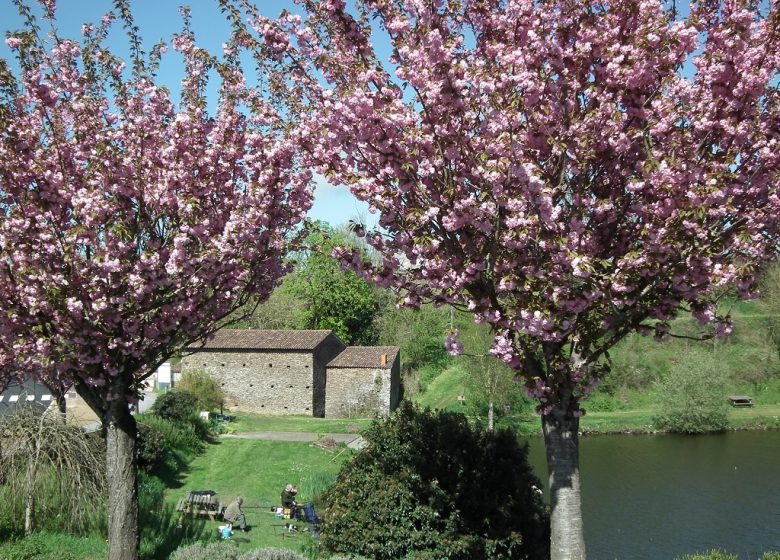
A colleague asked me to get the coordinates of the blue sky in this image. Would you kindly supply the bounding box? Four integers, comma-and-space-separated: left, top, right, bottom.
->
0, 0, 376, 229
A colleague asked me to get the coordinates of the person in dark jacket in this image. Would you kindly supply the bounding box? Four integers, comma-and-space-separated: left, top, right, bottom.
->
223, 497, 247, 531
281, 484, 298, 518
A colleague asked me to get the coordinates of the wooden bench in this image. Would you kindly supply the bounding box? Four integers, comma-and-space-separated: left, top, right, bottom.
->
728, 396, 754, 408
176, 491, 222, 521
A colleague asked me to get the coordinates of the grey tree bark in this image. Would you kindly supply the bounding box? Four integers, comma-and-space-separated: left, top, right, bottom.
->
542, 406, 586, 560
24, 456, 36, 535
106, 397, 139, 560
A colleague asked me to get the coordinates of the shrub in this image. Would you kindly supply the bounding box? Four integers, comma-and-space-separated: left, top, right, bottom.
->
169, 544, 311, 560
319, 402, 550, 560
176, 369, 226, 413
675, 550, 738, 560
137, 414, 205, 460
137, 422, 168, 473
761, 553, 780, 560
238, 549, 307, 560
169, 542, 241, 560
150, 390, 199, 424
652, 352, 730, 434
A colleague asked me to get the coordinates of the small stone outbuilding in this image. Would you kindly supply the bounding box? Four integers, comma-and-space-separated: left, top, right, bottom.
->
181, 329, 400, 418
325, 346, 400, 418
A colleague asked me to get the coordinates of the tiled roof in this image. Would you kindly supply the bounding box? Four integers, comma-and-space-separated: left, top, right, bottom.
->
0, 379, 53, 416
187, 330, 335, 351
327, 346, 399, 369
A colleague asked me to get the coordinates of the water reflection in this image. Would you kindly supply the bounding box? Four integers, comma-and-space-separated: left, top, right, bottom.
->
525, 430, 780, 559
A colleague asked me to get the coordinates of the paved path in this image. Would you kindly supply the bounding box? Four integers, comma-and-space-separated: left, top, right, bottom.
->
221, 432, 366, 449
221, 432, 359, 443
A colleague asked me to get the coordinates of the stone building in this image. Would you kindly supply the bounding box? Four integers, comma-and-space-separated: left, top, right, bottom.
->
181, 329, 400, 418
325, 346, 400, 418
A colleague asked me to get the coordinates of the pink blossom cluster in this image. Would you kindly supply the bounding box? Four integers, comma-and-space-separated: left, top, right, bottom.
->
444, 329, 463, 356
256, 0, 780, 414
0, 12, 312, 403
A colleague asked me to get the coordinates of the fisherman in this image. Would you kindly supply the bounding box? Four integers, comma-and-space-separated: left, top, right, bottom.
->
223, 497, 248, 532
281, 484, 299, 519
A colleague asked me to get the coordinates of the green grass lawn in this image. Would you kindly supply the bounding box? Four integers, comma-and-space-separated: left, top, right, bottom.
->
0, 531, 106, 560
166, 438, 352, 556
230, 413, 370, 435
414, 364, 469, 410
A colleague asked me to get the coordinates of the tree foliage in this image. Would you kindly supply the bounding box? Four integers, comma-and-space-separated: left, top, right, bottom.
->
652, 352, 730, 434
0, 405, 106, 536
276, 222, 384, 345
0, 3, 311, 558
376, 304, 451, 377
226, 1, 780, 556
319, 402, 550, 560
458, 322, 528, 431
175, 370, 226, 413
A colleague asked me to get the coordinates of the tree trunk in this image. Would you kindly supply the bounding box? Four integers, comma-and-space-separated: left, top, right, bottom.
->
106, 397, 139, 560
24, 457, 36, 535
488, 399, 494, 431
55, 392, 66, 416
25, 414, 46, 536
542, 407, 586, 560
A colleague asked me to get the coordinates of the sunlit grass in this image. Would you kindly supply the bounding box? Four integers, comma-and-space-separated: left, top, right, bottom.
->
165, 438, 351, 555
231, 413, 369, 435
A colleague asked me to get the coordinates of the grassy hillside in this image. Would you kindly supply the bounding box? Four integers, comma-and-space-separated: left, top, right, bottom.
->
411, 299, 780, 435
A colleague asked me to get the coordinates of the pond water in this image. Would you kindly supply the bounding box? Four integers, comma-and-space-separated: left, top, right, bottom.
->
525, 430, 780, 559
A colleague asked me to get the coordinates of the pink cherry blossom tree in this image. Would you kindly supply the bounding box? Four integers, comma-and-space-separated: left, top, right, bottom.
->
0, 3, 311, 558
229, 0, 780, 557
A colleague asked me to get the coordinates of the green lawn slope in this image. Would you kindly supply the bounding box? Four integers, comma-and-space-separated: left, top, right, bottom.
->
164, 438, 351, 555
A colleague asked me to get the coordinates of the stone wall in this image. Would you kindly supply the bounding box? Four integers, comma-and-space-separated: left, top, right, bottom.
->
325, 357, 401, 418
313, 334, 346, 417
181, 350, 318, 415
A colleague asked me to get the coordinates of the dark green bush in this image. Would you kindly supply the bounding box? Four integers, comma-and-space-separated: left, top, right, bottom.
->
150, 390, 199, 424
319, 402, 550, 560
137, 422, 168, 473
134, 414, 206, 487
